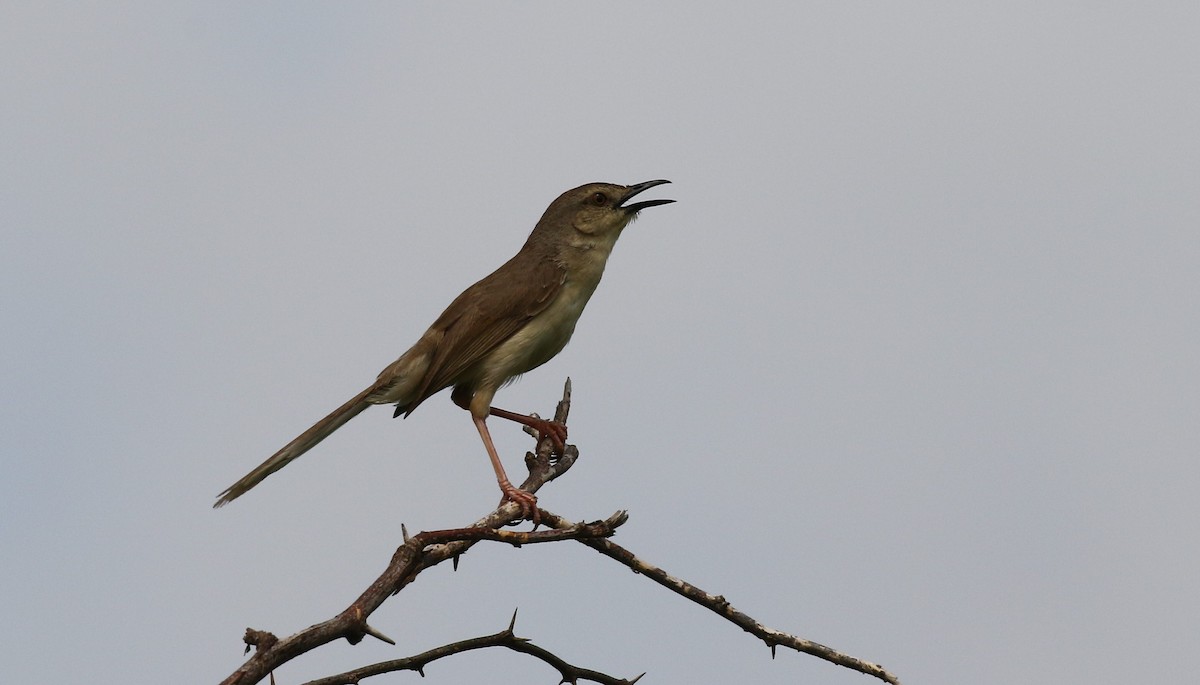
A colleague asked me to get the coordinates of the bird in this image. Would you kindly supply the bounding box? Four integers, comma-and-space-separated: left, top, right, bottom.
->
214, 180, 674, 518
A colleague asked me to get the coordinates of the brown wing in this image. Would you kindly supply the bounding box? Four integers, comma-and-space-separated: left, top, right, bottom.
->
400, 254, 566, 415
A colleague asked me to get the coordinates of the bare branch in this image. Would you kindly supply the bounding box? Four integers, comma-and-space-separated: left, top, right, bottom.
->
219, 380, 899, 685
220, 514, 619, 684
220, 384, 582, 685
541, 510, 902, 685
418, 510, 628, 548
302, 612, 640, 685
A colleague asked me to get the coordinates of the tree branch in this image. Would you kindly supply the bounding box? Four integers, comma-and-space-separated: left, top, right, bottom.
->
220, 514, 620, 684
218, 379, 900, 685
301, 611, 642, 685
541, 510, 902, 684
220, 382, 584, 685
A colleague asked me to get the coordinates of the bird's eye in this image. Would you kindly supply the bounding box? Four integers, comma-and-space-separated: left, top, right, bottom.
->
590, 192, 608, 206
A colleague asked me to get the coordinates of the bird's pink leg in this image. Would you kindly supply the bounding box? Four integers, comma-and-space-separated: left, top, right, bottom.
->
488, 407, 568, 453
472, 415, 538, 523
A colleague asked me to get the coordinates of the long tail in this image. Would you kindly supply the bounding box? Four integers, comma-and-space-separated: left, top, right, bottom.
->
213, 385, 377, 507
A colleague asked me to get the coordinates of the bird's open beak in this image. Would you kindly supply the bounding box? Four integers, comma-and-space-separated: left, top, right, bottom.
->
618, 179, 675, 213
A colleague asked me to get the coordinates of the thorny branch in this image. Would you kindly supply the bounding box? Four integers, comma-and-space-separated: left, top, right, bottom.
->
218, 380, 901, 685
542, 511, 901, 684
220, 382, 582, 685
301, 610, 642, 685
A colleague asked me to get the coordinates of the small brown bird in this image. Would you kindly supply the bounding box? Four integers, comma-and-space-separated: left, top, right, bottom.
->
214, 180, 674, 517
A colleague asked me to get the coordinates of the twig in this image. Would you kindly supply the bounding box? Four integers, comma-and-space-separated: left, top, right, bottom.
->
301, 610, 642, 685
220, 382, 581, 685
219, 379, 899, 684
541, 511, 902, 685
222, 513, 620, 684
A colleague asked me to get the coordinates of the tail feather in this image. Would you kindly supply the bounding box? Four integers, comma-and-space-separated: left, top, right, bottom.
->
213, 385, 376, 507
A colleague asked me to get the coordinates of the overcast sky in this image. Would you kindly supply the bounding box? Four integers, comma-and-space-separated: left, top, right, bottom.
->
3, 4, 1197, 684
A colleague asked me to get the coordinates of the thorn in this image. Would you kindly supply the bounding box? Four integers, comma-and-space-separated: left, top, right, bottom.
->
363, 623, 396, 645
417, 666, 425, 677
401, 523, 409, 543
507, 608, 519, 632
452, 554, 460, 571
629, 673, 646, 684
770, 643, 777, 659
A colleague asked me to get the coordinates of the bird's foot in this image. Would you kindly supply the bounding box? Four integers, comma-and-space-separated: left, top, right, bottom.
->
527, 416, 568, 455
500, 482, 539, 525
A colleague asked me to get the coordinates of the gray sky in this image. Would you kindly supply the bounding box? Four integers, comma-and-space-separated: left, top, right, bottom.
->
3, 3, 1197, 683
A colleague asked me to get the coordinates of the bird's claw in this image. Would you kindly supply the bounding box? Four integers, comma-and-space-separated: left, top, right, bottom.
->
529, 417, 568, 454
500, 483, 539, 525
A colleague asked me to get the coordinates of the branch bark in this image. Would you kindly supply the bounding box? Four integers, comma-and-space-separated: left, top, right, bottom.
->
220, 382, 580, 685
301, 610, 642, 685
218, 380, 900, 685
542, 511, 901, 684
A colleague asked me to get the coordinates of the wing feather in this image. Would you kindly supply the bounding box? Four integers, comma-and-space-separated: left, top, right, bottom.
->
401, 256, 566, 414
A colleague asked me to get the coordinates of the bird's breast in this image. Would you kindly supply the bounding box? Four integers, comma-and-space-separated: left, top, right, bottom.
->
475, 249, 610, 388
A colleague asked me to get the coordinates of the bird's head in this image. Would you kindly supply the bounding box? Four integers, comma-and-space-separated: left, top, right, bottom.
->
535, 180, 674, 247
